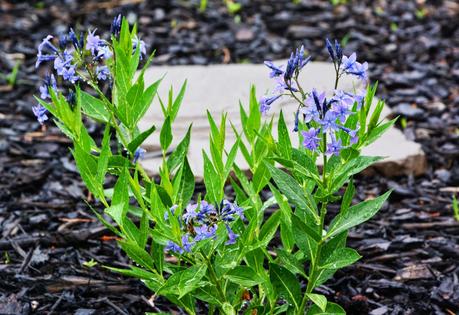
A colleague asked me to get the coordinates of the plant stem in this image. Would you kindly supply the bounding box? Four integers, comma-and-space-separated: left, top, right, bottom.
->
200, 250, 226, 303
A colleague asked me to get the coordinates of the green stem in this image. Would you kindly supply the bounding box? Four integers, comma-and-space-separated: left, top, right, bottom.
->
200, 250, 226, 303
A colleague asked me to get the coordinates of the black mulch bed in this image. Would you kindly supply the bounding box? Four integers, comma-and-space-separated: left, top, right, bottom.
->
1, 0, 459, 314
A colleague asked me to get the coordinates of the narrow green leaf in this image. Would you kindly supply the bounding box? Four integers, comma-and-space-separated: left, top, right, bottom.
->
203, 152, 221, 204
133, 78, 161, 127
259, 210, 281, 247
71, 144, 102, 198
160, 116, 173, 151
277, 110, 292, 159
225, 266, 264, 287
171, 80, 187, 122
96, 126, 111, 186
292, 214, 320, 260
119, 240, 156, 272
127, 124, 156, 154
306, 293, 327, 312
80, 91, 110, 122
327, 190, 392, 238
159, 265, 207, 299
167, 125, 192, 172
320, 247, 361, 269
265, 163, 319, 223
269, 263, 301, 310
306, 302, 345, 315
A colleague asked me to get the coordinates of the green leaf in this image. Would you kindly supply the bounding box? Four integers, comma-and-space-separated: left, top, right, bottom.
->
275, 249, 307, 278
96, 126, 111, 186
160, 116, 173, 151
225, 266, 264, 287
259, 210, 281, 247
71, 144, 102, 198
133, 78, 162, 127
106, 265, 162, 283
306, 302, 345, 315
167, 125, 191, 172
105, 203, 126, 228
203, 151, 221, 204
222, 303, 236, 315
330, 156, 384, 193
175, 157, 194, 205
127, 124, 156, 154
306, 294, 327, 312
340, 179, 355, 214
248, 85, 261, 139
80, 91, 110, 122
292, 214, 320, 261
170, 80, 187, 122
269, 184, 294, 252
269, 263, 301, 310
159, 265, 207, 299
320, 247, 361, 269
119, 240, 156, 272
364, 118, 396, 146
327, 190, 391, 238
277, 110, 292, 159
266, 163, 319, 224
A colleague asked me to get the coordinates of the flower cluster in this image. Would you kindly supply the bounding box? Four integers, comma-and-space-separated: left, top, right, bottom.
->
165, 200, 245, 254
261, 39, 368, 156
33, 15, 146, 125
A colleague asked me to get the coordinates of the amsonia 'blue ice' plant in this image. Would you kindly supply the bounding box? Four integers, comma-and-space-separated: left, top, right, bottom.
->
34, 16, 395, 315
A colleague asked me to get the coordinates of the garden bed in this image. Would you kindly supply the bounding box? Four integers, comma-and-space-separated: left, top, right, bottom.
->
0, 1, 458, 314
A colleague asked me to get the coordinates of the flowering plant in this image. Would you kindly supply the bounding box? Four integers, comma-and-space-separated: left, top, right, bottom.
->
34, 16, 395, 315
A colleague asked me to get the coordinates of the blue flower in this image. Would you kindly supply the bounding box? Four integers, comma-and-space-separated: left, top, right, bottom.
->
133, 36, 146, 59
320, 111, 339, 132
220, 200, 245, 222
331, 91, 354, 123
39, 74, 57, 100
96, 65, 110, 81
111, 14, 122, 37
67, 90, 76, 105
38, 35, 58, 55
68, 28, 83, 50
196, 200, 216, 222
53, 50, 73, 76
182, 203, 198, 223
165, 241, 182, 253
303, 89, 324, 122
164, 205, 178, 221
326, 136, 343, 156
165, 235, 193, 254
86, 29, 102, 55
61, 65, 79, 83
296, 45, 311, 70
352, 89, 366, 109
133, 148, 145, 164
341, 53, 357, 72
32, 104, 48, 125
194, 225, 217, 242
348, 61, 368, 81
293, 109, 300, 132
325, 38, 343, 64
97, 45, 113, 60
225, 224, 238, 245
264, 60, 284, 78
260, 94, 282, 114
58, 34, 68, 49
301, 128, 321, 152
36, 35, 58, 68
326, 38, 335, 62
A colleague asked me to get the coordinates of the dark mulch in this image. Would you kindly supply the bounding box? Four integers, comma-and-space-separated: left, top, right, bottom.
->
1, 0, 458, 314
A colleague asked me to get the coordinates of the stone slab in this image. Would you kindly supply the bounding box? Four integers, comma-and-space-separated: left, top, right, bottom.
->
139, 61, 426, 179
